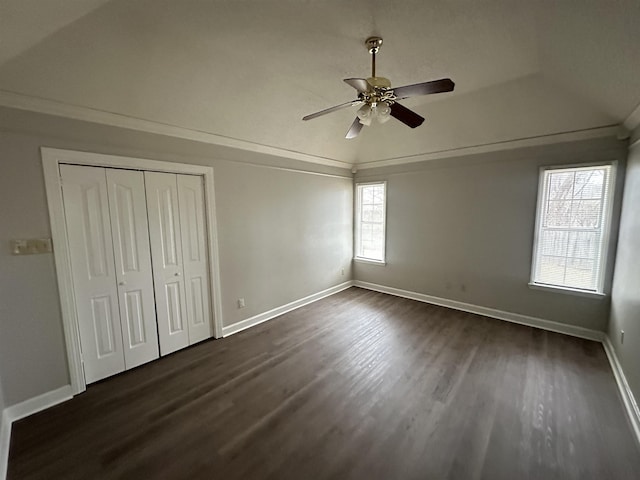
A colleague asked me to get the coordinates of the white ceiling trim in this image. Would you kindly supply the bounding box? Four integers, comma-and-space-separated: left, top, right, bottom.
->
0, 90, 626, 172
0, 90, 353, 170
623, 102, 640, 131
355, 125, 621, 170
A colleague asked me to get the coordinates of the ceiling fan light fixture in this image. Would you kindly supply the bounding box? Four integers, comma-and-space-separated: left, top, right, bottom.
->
357, 104, 373, 125
358, 102, 391, 126
376, 102, 392, 123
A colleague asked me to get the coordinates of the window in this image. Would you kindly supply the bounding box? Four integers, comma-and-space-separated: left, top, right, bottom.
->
355, 182, 386, 263
531, 163, 615, 294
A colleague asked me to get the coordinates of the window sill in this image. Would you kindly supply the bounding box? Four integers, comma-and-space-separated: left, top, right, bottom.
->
528, 282, 606, 299
354, 257, 386, 266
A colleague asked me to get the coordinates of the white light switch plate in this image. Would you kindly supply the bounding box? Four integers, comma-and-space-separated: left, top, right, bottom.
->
11, 238, 53, 255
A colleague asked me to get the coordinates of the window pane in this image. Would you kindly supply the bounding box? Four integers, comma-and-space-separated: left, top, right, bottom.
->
574, 170, 604, 199
532, 165, 612, 292
372, 223, 384, 244
548, 172, 574, 200
362, 204, 374, 222
356, 182, 386, 261
538, 255, 566, 285
564, 258, 596, 290
361, 223, 373, 243
372, 204, 384, 223
372, 186, 384, 203
540, 230, 568, 256
571, 199, 601, 228
362, 186, 374, 204
363, 223, 384, 260
545, 201, 571, 227
566, 231, 598, 260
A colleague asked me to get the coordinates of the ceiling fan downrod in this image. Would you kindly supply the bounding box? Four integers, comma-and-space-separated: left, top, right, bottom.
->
366, 36, 383, 78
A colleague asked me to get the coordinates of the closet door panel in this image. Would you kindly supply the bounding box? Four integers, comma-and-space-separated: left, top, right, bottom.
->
177, 174, 212, 344
145, 171, 189, 355
60, 165, 125, 383
106, 169, 160, 369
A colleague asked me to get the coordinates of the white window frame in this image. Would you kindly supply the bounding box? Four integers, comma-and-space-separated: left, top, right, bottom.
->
529, 161, 616, 297
354, 181, 387, 265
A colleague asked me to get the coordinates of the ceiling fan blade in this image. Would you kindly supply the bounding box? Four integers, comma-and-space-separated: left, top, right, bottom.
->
392, 78, 455, 100
345, 117, 363, 139
344, 78, 370, 93
302, 100, 362, 121
390, 102, 425, 128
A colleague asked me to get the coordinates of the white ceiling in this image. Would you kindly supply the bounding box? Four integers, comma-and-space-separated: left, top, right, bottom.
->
0, 0, 638, 167
0, 0, 111, 65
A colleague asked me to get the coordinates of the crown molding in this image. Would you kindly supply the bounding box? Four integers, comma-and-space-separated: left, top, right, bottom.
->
355, 125, 621, 170
0, 90, 352, 170
0, 90, 627, 172
623, 101, 640, 132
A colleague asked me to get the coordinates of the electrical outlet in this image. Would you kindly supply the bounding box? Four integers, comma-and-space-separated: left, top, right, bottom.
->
621, 330, 625, 344
237, 298, 246, 309
341, 268, 345, 276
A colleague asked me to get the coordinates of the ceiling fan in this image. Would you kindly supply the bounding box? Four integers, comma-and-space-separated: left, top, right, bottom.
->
302, 37, 455, 139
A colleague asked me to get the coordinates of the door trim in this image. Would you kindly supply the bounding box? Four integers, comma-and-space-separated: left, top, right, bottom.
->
42, 147, 224, 395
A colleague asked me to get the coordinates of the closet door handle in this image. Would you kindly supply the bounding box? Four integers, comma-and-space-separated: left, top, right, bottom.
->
118, 281, 126, 286
175, 272, 182, 277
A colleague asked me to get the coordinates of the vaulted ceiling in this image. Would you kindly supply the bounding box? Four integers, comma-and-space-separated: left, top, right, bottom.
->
1, 0, 639, 168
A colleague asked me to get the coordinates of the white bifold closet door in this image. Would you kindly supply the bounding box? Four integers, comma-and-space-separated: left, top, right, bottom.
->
61, 165, 159, 383
105, 169, 160, 369
177, 174, 212, 345
145, 172, 212, 355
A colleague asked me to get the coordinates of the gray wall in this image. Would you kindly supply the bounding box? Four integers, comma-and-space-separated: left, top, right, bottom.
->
0, 372, 5, 416
608, 132, 640, 404
0, 103, 631, 412
0, 373, 4, 441
354, 137, 627, 331
214, 161, 352, 326
0, 107, 353, 407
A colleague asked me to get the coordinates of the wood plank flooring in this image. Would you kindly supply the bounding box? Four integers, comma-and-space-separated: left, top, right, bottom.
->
7, 287, 640, 479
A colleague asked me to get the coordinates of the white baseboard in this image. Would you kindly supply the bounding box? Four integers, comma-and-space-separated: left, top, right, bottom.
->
0, 385, 73, 480
353, 281, 604, 342
602, 336, 640, 447
222, 281, 354, 337
3, 385, 73, 424
221, 279, 604, 341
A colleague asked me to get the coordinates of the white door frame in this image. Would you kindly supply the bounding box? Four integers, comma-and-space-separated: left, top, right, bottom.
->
42, 147, 224, 395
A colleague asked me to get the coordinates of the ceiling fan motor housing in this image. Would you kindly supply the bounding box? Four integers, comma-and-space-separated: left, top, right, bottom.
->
367, 76, 392, 88
360, 79, 396, 108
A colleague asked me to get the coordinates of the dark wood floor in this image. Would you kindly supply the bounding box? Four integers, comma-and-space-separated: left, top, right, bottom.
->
8, 287, 640, 479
